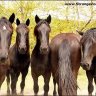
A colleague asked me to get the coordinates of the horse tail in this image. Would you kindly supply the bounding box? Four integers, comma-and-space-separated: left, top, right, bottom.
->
58, 39, 77, 95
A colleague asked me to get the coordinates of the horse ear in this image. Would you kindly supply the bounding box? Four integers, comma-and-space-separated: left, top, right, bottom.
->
26, 19, 30, 26
76, 30, 84, 36
9, 13, 15, 24
35, 15, 40, 23
46, 15, 51, 24
16, 18, 20, 25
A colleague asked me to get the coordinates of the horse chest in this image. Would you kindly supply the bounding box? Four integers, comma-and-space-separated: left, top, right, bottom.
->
0, 65, 9, 75
31, 55, 49, 74
12, 56, 29, 70
37, 58, 48, 68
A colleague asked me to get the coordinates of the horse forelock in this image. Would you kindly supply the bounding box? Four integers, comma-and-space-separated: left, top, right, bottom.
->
0, 17, 8, 23
0, 17, 11, 26
1, 17, 7, 20
16, 23, 29, 32
81, 28, 96, 45
37, 20, 49, 27
34, 20, 50, 36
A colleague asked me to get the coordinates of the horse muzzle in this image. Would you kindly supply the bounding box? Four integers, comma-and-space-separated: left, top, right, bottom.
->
81, 62, 91, 70
0, 52, 9, 64
40, 46, 49, 54
0, 56, 9, 64
18, 47, 27, 54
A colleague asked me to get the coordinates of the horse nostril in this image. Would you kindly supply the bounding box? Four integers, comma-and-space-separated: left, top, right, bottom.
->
81, 62, 90, 69
82, 64, 87, 68
21, 48, 25, 52
19, 46, 27, 51
0, 57, 7, 62
40, 46, 49, 54
21, 48, 25, 51
43, 48, 47, 51
41, 47, 47, 51
19, 46, 27, 54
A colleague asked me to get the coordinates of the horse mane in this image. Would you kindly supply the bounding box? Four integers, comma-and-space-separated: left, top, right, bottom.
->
81, 28, 96, 44
34, 20, 50, 36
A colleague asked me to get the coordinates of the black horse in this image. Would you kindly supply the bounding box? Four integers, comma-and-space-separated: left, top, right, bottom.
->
31, 15, 51, 96
78, 28, 96, 95
0, 13, 15, 88
6, 18, 30, 95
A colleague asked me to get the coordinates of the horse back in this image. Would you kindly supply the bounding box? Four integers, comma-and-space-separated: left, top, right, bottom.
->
50, 33, 81, 77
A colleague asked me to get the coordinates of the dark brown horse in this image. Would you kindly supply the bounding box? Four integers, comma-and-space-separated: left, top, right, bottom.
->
0, 13, 15, 88
50, 33, 81, 95
78, 28, 96, 95
6, 18, 30, 95
31, 15, 51, 96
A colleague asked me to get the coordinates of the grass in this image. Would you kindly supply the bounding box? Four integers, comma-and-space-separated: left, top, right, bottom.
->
0, 67, 95, 95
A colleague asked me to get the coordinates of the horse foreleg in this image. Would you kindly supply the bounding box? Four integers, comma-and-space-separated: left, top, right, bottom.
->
58, 81, 62, 96
94, 77, 96, 95
43, 72, 51, 96
11, 71, 20, 95
32, 72, 39, 96
6, 70, 10, 95
20, 67, 28, 94
0, 75, 5, 89
86, 71, 94, 95
53, 78, 57, 96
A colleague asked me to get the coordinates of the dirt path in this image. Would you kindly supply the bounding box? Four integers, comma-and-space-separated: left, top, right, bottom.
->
0, 67, 95, 95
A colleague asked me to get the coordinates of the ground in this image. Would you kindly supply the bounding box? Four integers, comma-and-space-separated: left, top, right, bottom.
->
0, 67, 95, 95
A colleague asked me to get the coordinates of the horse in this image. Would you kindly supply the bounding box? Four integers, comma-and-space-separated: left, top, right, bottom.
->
50, 33, 81, 95
0, 13, 15, 88
78, 28, 96, 95
6, 18, 30, 95
31, 15, 51, 96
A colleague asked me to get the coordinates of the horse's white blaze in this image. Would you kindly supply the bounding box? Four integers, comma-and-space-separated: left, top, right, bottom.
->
3, 26, 6, 30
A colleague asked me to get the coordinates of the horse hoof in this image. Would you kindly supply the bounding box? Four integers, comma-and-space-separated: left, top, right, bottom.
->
44, 93, 48, 96
89, 93, 92, 96
20, 91, 24, 95
12, 91, 17, 95
34, 94, 38, 96
53, 92, 57, 96
7, 90, 10, 95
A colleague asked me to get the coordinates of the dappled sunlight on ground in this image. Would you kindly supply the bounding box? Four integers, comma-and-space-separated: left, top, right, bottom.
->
0, 67, 95, 95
